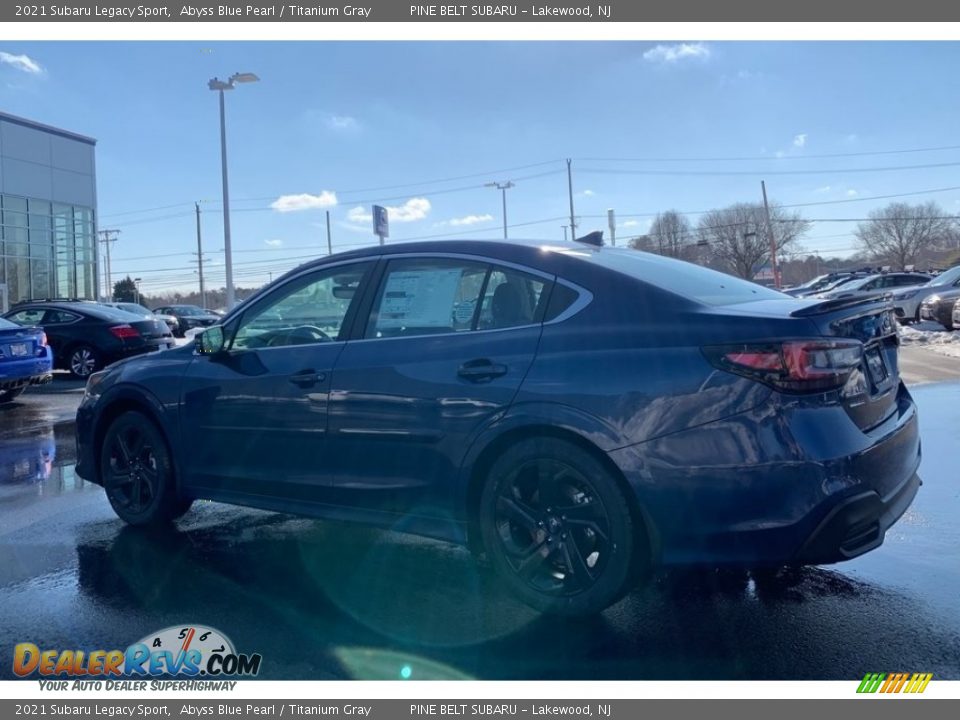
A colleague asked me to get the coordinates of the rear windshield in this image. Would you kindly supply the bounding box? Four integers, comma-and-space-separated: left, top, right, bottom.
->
84, 305, 148, 321
580, 247, 786, 306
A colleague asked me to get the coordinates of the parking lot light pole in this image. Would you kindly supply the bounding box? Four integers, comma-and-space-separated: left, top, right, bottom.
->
208, 72, 259, 311
134, 277, 142, 305
485, 181, 514, 239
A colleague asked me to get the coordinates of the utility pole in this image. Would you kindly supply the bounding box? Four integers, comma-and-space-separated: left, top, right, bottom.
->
485, 181, 515, 239
98, 229, 120, 301
761, 180, 780, 289
566, 159, 576, 240
325, 210, 332, 255
607, 209, 616, 247
561, 225, 569, 242
195, 202, 206, 309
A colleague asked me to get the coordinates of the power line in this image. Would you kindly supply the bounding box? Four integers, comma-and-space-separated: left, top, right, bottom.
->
578, 160, 960, 177
576, 143, 960, 163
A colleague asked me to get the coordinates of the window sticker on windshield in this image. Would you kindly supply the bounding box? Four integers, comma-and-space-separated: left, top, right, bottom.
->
378, 269, 463, 329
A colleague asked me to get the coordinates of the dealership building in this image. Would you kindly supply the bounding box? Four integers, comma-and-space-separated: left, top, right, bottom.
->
0, 110, 97, 312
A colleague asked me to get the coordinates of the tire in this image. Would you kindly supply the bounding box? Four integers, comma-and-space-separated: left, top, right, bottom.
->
479, 437, 643, 616
101, 411, 185, 526
68, 344, 101, 379
0, 387, 26, 404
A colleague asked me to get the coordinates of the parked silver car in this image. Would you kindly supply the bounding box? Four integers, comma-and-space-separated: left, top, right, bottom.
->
892, 265, 960, 323
815, 272, 931, 300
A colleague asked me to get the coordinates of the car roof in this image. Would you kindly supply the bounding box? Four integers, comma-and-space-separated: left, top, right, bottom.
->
8, 300, 140, 322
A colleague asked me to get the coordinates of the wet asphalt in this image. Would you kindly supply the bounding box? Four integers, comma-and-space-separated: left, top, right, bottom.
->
0, 365, 958, 681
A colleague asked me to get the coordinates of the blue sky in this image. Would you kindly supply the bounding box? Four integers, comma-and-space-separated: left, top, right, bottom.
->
4, 41, 960, 295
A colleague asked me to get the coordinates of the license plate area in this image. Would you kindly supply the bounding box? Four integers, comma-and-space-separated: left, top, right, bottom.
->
9, 343, 28, 357
865, 345, 890, 389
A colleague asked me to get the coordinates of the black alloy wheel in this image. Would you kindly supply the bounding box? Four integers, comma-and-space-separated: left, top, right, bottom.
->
102, 411, 191, 525
480, 437, 641, 615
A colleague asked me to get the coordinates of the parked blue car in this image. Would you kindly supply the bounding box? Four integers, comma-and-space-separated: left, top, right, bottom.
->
75, 239, 921, 615
0, 317, 53, 403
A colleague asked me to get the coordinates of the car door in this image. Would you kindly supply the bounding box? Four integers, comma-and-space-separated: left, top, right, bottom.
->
178, 261, 375, 502
326, 255, 551, 520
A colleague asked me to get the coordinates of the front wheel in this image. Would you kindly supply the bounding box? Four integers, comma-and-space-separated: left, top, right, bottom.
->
479, 437, 643, 616
101, 411, 187, 526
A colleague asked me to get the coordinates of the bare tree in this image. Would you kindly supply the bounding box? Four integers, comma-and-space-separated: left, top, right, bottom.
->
854, 201, 956, 270
697, 202, 811, 279
649, 210, 692, 258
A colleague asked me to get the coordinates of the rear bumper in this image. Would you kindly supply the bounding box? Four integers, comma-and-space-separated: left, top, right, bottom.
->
610, 382, 921, 569
795, 471, 920, 564
0, 351, 54, 390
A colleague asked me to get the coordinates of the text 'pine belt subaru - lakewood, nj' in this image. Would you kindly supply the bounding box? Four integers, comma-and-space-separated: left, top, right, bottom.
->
75, 239, 921, 615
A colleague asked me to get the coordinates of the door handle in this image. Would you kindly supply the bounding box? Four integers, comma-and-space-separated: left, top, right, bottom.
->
457, 359, 508, 382
289, 369, 326, 388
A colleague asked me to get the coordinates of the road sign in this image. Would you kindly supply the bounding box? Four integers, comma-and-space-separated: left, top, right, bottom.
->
373, 205, 389, 241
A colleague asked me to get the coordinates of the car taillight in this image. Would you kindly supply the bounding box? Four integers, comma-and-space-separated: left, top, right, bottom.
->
39, 332, 48, 347
109, 324, 140, 339
704, 339, 863, 393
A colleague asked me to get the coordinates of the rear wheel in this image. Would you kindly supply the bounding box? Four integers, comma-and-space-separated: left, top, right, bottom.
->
479, 437, 642, 615
68, 345, 101, 379
101, 411, 187, 526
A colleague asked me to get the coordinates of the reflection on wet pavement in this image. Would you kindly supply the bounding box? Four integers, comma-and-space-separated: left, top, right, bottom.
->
0, 384, 958, 680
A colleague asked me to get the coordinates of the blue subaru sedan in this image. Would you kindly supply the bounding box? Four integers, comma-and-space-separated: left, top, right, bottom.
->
74, 240, 920, 615
0, 317, 53, 403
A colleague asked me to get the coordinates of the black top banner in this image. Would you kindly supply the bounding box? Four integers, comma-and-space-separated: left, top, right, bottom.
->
5, 0, 959, 22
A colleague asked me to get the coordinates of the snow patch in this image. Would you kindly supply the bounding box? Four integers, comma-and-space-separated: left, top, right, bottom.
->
899, 323, 960, 359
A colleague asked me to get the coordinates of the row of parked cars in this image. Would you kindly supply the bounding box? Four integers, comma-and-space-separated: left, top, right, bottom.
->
0, 300, 224, 403
784, 264, 960, 330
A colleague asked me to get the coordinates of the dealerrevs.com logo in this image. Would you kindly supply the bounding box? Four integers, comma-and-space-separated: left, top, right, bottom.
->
13, 625, 262, 683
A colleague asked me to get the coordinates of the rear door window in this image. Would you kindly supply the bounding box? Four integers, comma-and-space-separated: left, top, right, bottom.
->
365, 259, 488, 338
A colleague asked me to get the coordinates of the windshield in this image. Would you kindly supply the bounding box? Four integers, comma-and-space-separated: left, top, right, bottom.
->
831, 275, 875, 291
172, 306, 208, 316
929, 265, 960, 287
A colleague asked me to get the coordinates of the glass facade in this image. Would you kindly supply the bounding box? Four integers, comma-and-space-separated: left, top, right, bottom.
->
1, 194, 95, 301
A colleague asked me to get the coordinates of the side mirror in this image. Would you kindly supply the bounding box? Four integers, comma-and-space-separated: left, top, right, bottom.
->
197, 325, 226, 355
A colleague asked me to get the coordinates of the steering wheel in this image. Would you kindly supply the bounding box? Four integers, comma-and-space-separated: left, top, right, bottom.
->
286, 325, 333, 344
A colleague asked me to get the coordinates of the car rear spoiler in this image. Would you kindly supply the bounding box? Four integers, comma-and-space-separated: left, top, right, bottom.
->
790, 292, 893, 318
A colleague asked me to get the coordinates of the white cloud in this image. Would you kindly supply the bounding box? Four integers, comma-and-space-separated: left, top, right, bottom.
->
581, 189, 595, 197
846, 189, 859, 197
774, 150, 786, 159
793, 133, 808, 148
620, 220, 641, 228
815, 185, 832, 194
449, 213, 494, 227
0, 51, 43, 74
643, 43, 710, 64
326, 114, 358, 131
270, 191, 338, 213
348, 198, 431, 225
264, 239, 283, 247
